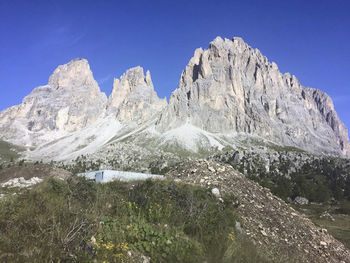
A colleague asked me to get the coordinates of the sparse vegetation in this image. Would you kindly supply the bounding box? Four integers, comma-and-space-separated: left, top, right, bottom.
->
0, 177, 266, 262
58, 155, 102, 174
215, 150, 350, 204
0, 140, 25, 162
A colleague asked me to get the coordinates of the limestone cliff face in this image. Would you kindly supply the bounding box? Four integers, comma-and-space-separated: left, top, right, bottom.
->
107, 66, 167, 124
156, 37, 350, 157
0, 58, 107, 142
0, 38, 349, 158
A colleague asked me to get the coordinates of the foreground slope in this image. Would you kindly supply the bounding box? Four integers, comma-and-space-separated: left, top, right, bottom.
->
0, 173, 268, 262
166, 160, 350, 263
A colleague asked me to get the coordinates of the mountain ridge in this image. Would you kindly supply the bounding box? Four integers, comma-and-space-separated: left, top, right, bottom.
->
0, 36, 349, 161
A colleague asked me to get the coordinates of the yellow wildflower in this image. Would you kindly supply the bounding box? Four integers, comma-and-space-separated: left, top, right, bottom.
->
228, 231, 235, 242
101, 241, 114, 250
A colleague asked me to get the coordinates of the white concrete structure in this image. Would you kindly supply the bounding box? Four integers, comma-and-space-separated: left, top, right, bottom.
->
77, 170, 163, 183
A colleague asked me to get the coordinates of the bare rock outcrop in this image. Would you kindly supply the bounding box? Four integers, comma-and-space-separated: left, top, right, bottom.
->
107, 66, 167, 124
156, 37, 350, 157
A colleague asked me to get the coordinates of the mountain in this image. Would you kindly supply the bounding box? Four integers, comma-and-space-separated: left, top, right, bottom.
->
107, 66, 167, 124
0, 37, 349, 163
0, 58, 107, 146
156, 37, 349, 157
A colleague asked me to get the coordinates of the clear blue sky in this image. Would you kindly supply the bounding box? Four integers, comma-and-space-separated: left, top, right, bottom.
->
0, 0, 349, 132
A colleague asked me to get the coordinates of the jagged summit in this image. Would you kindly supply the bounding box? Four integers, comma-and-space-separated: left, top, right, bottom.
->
0, 58, 107, 146
107, 66, 167, 123
48, 58, 94, 88
211, 36, 247, 48
108, 66, 156, 110
156, 37, 350, 157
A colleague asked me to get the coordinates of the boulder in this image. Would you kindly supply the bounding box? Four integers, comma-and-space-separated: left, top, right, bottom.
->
294, 196, 309, 205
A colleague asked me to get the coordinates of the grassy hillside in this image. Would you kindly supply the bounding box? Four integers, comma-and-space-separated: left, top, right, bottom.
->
0, 177, 267, 262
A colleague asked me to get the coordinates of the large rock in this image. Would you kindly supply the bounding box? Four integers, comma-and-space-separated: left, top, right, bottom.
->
107, 66, 167, 124
156, 37, 350, 157
294, 196, 309, 205
0, 58, 107, 145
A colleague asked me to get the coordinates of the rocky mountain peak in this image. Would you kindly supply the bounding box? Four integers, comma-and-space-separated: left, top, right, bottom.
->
107, 66, 167, 123
108, 66, 151, 110
48, 58, 94, 89
0, 58, 107, 145
156, 37, 350, 157
0, 38, 349, 159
